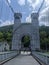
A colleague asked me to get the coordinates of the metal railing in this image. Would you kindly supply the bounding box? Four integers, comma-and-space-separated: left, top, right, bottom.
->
32, 52, 49, 65
0, 51, 19, 62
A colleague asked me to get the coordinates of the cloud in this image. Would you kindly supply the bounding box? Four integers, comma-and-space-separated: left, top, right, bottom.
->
0, 20, 14, 27
27, 0, 40, 9
18, 0, 25, 6
7, 0, 11, 3
26, 15, 31, 23
39, 21, 49, 26
4, 0, 11, 6
39, 6, 49, 15
45, 0, 49, 6
39, 6, 49, 26
5, 0, 11, 3
26, 6, 49, 26
27, 0, 49, 11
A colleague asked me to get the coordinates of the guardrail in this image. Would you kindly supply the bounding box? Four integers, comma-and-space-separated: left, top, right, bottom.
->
32, 52, 49, 65
0, 51, 19, 63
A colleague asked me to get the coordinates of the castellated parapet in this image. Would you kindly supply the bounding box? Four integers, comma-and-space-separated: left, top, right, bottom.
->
31, 13, 39, 20
14, 13, 22, 19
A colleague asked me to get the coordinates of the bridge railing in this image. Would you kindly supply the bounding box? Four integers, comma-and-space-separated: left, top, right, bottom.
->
32, 52, 49, 65
0, 51, 19, 62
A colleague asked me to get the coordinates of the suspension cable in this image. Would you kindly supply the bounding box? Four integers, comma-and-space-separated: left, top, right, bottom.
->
6, 0, 14, 14
38, 0, 45, 13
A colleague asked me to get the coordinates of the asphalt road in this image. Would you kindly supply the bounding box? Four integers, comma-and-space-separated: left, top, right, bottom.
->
3, 54, 40, 65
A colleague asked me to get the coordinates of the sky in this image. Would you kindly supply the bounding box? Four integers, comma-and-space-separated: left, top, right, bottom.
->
0, 0, 49, 27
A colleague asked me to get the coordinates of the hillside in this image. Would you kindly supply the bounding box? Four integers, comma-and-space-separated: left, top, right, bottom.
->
0, 25, 13, 32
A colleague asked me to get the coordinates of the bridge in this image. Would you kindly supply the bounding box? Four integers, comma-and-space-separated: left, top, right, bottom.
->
3, 52, 40, 65
0, 51, 49, 65
0, 0, 49, 65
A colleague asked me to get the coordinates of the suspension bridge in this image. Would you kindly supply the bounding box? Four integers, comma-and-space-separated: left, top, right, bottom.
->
0, 0, 49, 65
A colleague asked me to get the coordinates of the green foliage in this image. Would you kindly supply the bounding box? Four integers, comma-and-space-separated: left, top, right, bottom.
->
6, 32, 12, 42
40, 26, 49, 50
21, 36, 30, 47
0, 25, 13, 50
0, 32, 4, 41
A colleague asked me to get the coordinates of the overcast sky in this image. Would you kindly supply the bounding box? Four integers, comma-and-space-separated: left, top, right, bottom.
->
0, 0, 49, 26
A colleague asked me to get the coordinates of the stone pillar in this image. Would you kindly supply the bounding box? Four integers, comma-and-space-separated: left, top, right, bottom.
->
31, 13, 40, 51
12, 12, 22, 51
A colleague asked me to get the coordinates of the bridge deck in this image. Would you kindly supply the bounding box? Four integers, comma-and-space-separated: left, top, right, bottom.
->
3, 53, 40, 65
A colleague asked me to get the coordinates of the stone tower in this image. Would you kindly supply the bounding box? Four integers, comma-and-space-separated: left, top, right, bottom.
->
31, 13, 40, 50
12, 12, 40, 51
12, 13, 22, 50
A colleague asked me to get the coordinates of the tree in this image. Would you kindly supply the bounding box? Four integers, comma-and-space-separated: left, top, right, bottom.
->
22, 36, 30, 48
40, 31, 47, 39
0, 32, 4, 41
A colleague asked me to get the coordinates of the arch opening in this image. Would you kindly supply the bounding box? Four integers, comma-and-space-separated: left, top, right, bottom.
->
21, 35, 31, 51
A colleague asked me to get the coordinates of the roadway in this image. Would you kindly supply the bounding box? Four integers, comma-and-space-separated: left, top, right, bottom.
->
3, 52, 40, 65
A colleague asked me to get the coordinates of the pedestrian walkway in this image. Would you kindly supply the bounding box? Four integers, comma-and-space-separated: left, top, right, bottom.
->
3, 52, 40, 65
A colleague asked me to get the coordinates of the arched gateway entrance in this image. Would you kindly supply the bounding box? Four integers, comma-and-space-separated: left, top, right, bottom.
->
12, 13, 40, 51
21, 35, 31, 51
